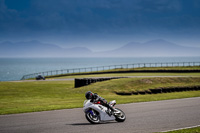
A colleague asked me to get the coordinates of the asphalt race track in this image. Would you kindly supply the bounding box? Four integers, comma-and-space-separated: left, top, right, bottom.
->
0, 97, 200, 133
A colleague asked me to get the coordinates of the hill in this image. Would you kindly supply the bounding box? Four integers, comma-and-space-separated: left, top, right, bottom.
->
95, 39, 200, 57
0, 40, 92, 57
0, 39, 200, 57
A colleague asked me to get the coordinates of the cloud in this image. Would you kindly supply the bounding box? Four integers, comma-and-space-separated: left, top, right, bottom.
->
0, 0, 200, 48
0, 0, 19, 31
0, 0, 195, 33
23, 0, 198, 34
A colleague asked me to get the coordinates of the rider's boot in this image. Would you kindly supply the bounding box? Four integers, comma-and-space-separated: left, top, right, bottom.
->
106, 105, 116, 116
106, 109, 112, 116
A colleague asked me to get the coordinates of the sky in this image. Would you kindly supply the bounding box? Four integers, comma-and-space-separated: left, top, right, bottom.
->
0, 0, 200, 51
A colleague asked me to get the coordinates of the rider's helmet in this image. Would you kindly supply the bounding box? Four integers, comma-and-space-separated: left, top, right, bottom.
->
85, 91, 93, 100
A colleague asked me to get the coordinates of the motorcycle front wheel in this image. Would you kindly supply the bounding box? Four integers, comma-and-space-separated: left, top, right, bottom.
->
85, 110, 100, 124
114, 108, 126, 122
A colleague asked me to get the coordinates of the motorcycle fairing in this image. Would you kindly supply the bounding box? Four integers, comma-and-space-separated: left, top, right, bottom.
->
84, 100, 115, 121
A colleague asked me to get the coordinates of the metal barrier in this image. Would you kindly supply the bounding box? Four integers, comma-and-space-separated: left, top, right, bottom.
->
21, 62, 200, 80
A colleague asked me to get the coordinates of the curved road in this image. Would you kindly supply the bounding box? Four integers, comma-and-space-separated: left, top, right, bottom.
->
0, 97, 200, 133
14, 75, 197, 82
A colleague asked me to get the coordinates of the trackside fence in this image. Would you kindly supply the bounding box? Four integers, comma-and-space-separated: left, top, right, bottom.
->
21, 62, 200, 80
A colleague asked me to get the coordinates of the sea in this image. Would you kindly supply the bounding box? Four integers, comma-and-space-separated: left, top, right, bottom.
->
0, 57, 200, 81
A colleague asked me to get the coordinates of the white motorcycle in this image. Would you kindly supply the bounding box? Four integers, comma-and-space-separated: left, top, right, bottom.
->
83, 100, 126, 124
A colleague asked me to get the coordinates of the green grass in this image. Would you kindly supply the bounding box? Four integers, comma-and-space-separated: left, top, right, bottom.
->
131, 66, 200, 70
82, 77, 200, 93
0, 77, 200, 115
47, 73, 200, 79
157, 126, 200, 133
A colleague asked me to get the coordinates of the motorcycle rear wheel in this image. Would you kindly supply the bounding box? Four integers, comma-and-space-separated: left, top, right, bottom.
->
85, 110, 100, 124
114, 108, 126, 122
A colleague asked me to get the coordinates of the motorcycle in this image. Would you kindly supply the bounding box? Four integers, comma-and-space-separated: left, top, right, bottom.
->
83, 99, 126, 124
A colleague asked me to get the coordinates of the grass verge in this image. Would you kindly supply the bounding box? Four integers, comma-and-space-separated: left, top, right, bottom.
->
54, 72, 200, 79
158, 126, 200, 133
0, 77, 200, 115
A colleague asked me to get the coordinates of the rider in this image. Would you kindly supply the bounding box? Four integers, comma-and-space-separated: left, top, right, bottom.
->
85, 91, 115, 115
